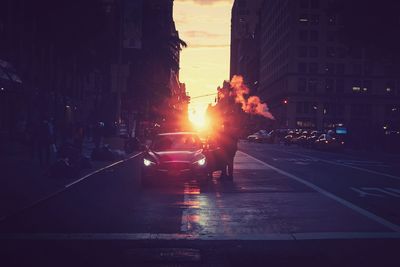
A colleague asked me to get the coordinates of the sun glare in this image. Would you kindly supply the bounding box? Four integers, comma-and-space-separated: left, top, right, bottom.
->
189, 104, 208, 130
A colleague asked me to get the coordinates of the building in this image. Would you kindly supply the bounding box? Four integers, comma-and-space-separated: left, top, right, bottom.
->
0, 0, 186, 139
230, 0, 263, 92
256, 0, 400, 139
122, 0, 188, 133
0, 0, 112, 139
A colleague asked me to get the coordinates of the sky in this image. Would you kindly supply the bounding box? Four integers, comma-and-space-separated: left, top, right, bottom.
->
174, 0, 234, 127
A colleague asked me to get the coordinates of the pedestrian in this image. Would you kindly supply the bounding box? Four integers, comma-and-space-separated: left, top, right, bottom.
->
73, 122, 84, 153
219, 121, 238, 180
37, 118, 53, 166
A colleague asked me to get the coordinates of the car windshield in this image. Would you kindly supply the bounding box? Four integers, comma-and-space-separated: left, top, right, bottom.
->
152, 134, 201, 151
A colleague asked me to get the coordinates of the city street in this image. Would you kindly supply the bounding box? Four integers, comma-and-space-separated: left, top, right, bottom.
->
1, 142, 400, 266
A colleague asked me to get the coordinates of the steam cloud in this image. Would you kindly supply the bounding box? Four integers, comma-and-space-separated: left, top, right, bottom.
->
230, 75, 274, 120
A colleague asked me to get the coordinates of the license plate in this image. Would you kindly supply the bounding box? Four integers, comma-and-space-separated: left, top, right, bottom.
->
168, 170, 180, 176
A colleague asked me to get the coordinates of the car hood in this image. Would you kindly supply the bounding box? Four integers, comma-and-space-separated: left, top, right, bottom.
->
148, 149, 204, 163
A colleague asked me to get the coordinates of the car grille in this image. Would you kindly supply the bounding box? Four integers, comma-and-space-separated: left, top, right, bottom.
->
159, 162, 191, 171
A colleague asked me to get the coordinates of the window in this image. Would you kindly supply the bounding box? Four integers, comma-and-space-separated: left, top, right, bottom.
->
336, 47, 346, 58
298, 78, 307, 92
327, 31, 337, 42
309, 47, 318, 57
309, 63, 318, 73
298, 46, 308, 57
310, 30, 319, 41
385, 105, 400, 117
351, 104, 371, 118
299, 30, 308, 41
385, 81, 395, 94
297, 78, 307, 92
353, 64, 362, 75
310, 14, 319, 25
310, 0, 320, 8
326, 47, 336, 58
324, 63, 334, 74
328, 15, 336, 25
299, 14, 309, 23
352, 80, 362, 93
323, 103, 332, 115
362, 80, 372, 93
384, 64, 395, 76
297, 102, 312, 114
364, 63, 373, 75
300, 0, 309, 8
336, 79, 344, 93
336, 63, 345, 75
350, 49, 362, 59
308, 78, 318, 92
325, 79, 334, 93
298, 62, 307, 73
296, 119, 316, 128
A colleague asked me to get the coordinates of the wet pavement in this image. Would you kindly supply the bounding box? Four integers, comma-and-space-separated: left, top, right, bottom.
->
1, 142, 400, 266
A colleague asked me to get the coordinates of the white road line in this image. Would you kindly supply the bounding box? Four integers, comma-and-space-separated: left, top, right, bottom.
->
238, 151, 400, 232
1, 232, 400, 241
268, 148, 400, 181
64, 152, 141, 188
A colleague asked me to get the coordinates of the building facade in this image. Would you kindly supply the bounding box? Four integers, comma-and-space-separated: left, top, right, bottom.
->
230, 0, 263, 93
255, 0, 400, 136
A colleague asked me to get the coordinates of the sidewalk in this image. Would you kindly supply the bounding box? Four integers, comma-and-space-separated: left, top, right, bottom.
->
0, 136, 134, 219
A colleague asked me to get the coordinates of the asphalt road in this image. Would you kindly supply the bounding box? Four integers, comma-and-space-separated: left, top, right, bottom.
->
1, 142, 400, 266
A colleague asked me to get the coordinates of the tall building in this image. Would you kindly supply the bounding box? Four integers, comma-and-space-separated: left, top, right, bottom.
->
255, 0, 400, 137
230, 0, 263, 92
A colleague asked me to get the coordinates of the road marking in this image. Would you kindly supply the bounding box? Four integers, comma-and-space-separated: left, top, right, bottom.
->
268, 148, 400, 181
362, 188, 400, 198
0, 152, 142, 223
1, 232, 400, 241
64, 152, 141, 188
350, 187, 384, 198
239, 151, 400, 232
234, 153, 270, 169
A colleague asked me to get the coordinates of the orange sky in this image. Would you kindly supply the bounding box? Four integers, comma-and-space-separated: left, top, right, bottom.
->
174, 0, 234, 127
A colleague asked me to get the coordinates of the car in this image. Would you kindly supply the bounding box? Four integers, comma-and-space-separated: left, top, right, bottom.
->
314, 133, 345, 151
247, 130, 270, 143
306, 130, 322, 147
292, 130, 310, 146
141, 132, 209, 185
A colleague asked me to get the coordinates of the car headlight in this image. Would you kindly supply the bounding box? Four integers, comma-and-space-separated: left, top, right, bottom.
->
143, 158, 155, 167
194, 158, 206, 166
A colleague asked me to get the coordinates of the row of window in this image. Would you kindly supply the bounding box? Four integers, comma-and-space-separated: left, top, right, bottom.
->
295, 103, 399, 118
299, 30, 342, 43
298, 14, 337, 25
298, 30, 319, 42
297, 62, 397, 76
297, 46, 358, 59
300, 0, 320, 9
298, 62, 345, 74
297, 78, 398, 95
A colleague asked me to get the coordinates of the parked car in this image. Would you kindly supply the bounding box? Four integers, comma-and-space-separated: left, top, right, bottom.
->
247, 130, 270, 143
306, 130, 321, 148
314, 133, 345, 151
292, 130, 310, 146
